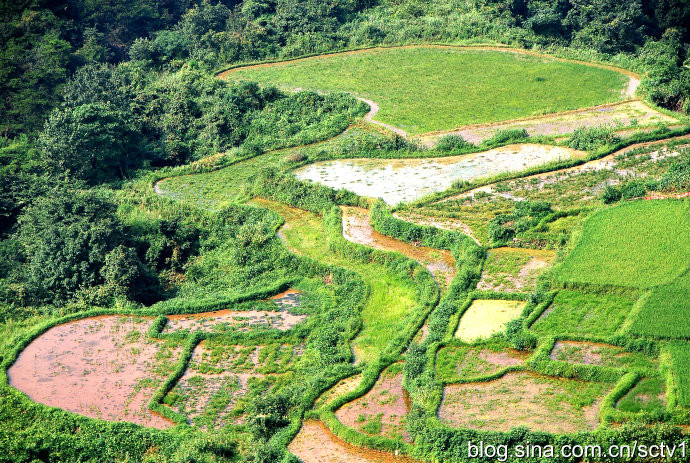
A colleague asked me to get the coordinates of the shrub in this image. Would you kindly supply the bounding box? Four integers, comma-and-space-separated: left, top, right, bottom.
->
620, 179, 647, 199
436, 134, 471, 151
286, 152, 306, 163
504, 318, 537, 350
485, 128, 529, 146
601, 185, 622, 203
567, 125, 620, 151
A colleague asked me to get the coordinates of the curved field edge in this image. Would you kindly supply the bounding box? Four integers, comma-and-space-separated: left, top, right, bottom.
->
219, 45, 635, 135
14, 71, 684, 463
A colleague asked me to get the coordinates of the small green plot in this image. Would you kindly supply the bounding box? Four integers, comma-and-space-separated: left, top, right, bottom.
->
531, 290, 635, 337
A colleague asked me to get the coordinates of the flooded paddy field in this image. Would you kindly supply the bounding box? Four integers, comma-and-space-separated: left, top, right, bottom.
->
8, 315, 182, 428
454, 299, 526, 343
163, 289, 305, 333
294, 144, 584, 205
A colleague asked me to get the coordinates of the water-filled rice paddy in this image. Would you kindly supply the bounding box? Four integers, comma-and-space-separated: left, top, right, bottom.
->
294, 144, 584, 205
454, 299, 526, 343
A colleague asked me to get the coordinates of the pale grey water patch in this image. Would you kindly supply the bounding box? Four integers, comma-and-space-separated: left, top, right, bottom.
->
293, 144, 584, 205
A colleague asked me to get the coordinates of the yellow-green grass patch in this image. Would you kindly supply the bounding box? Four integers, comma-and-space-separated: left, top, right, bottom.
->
250, 199, 418, 363
454, 299, 526, 343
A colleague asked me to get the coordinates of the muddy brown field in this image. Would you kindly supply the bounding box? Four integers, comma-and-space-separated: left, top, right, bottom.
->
8, 315, 181, 428
335, 365, 410, 441
164, 289, 305, 333
341, 206, 455, 287
438, 371, 611, 433
550, 340, 658, 370
289, 420, 417, 463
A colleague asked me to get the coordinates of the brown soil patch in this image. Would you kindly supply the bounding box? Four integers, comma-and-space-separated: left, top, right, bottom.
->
288, 420, 418, 463
438, 371, 610, 434
164, 290, 305, 333
335, 366, 410, 441
164, 309, 305, 333
550, 340, 653, 369
341, 206, 455, 287
478, 349, 528, 367
8, 315, 181, 428
477, 247, 555, 293
315, 374, 363, 409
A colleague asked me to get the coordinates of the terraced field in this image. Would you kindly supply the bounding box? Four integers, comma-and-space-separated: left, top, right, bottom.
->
221, 46, 631, 135
7, 45, 690, 463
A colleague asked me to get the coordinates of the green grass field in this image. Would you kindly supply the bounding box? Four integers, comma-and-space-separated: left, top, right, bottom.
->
670, 342, 690, 408
222, 47, 629, 134
531, 290, 636, 337
553, 200, 690, 289
629, 272, 690, 338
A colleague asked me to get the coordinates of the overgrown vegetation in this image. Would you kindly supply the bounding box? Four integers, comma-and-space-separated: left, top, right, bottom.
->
3, 1, 690, 461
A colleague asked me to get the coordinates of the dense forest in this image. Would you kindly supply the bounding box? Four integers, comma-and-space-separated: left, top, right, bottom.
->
1, 1, 690, 462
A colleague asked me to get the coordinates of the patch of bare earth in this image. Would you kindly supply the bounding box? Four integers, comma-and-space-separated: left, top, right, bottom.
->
315, 374, 363, 409
335, 367, 410, 441
8, 315, 181, 428
550, 340, 653, 369
163, 290, 305, 333
477, 247, 555, 292
438, 372, 609, 433
341, 206, 455, 287
289, 421, 418, 463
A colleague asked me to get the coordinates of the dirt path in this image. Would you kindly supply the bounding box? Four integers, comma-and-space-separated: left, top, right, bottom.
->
437, 135, 690, 204
358, 97, 408, 137
340, 206, 455, 288
288, 420, 417, 463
